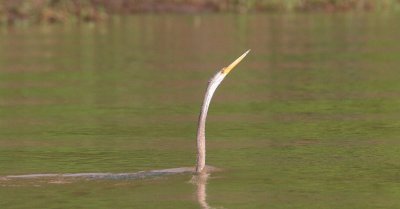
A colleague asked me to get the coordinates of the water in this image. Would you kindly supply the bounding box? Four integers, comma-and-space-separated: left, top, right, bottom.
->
1, 13, 400, 208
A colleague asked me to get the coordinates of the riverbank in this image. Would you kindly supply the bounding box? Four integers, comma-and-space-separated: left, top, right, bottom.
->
1, 0, 400, 24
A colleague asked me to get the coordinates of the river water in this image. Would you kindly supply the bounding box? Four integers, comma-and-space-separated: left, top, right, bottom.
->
1, 13, 400, 208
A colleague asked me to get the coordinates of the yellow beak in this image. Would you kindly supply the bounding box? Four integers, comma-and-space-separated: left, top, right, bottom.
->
221, 49, 250, 75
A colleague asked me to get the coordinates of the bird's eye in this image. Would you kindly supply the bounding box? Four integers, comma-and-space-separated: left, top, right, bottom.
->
220, 67, 227, 74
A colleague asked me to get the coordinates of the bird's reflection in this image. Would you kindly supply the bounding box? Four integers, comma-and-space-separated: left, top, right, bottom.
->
191, 172, 217, 209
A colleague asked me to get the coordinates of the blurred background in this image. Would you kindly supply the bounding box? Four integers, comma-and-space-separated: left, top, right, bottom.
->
1, 1, 400, 209
1, 0, 400, 24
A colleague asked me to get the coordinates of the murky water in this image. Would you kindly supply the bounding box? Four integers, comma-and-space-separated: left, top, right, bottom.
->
1, 14, 400, 208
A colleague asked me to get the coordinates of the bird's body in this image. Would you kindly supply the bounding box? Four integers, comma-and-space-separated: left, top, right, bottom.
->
1, 50, 250, 180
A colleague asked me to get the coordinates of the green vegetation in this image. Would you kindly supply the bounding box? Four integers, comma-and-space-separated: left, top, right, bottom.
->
1, 0, 400, 24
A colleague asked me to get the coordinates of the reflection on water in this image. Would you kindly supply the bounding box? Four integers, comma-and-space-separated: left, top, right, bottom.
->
192, 173, 214, 209
2, 170, 220, 209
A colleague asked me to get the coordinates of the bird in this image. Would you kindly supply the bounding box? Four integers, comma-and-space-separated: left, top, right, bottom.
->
195, 50, 250, 174
2, 50, 250, 181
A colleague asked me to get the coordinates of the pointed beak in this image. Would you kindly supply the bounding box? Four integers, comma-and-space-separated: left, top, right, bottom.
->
221, 49, 250, 75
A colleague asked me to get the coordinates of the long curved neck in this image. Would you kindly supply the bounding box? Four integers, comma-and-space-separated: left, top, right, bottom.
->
196, 73, 225, 173
195, 101, 207, 173
194, 50, 250, 174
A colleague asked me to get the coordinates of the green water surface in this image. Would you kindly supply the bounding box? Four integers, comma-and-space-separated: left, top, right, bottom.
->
1, 14, 400, 208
